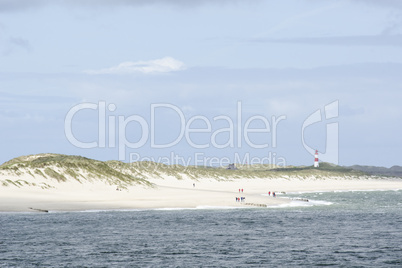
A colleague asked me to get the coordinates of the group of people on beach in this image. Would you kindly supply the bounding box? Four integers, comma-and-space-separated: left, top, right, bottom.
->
268, 191, 276, 197
235, 188, 245, 202
235, 197, 245, 202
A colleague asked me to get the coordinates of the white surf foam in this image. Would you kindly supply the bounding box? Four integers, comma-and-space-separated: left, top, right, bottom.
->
196, 205, 245, 210
287, 189, 401, 195
151, 207, 195, 211
268, 199, 333, 208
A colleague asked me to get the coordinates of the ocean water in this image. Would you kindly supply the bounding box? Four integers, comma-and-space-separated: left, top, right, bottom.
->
1, 190, 401, 267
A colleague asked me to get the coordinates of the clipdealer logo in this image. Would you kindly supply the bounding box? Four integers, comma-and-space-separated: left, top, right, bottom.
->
64, 101, 339, 166
301, 100, 339, 165
64, 102, 287, 164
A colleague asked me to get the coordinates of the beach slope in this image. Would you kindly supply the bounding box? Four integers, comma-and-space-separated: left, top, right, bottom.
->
1, 154, 401, 212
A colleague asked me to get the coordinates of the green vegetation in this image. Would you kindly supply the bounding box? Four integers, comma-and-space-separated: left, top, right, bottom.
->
348, 165, 402, 177
65, 168, 81, 182
270, 162, 362, 175
0, 153, 393, 189
1, 179, 32, 188
34, 169, 46, 178
0, 153, 152, 187
44, 168, 67, 182
27, 170, 34, 177
114, 160, 367, 181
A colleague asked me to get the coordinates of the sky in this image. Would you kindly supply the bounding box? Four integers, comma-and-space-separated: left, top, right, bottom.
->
1, 0, 401, 167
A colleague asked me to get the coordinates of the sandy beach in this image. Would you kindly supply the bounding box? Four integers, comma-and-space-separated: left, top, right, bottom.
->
1, 173, 402, 212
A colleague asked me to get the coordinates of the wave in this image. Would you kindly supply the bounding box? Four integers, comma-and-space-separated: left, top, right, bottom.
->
196, 205, 245, 210
268, 199, 333, 208
286, 189, 401, 195
33, 206, 246, 213
47, 208, 148, 213
153, 207, 197, 211
155, 206, 245, 211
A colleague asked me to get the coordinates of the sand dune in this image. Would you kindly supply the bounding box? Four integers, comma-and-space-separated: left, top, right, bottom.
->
1, 172, 401, 212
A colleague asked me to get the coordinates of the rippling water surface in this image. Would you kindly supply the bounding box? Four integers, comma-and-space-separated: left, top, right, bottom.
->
1, 190, 401, 267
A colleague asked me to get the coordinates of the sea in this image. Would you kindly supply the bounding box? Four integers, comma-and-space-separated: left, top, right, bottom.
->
1, 190, 401, 267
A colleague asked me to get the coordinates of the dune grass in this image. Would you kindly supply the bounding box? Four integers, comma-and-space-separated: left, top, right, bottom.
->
0, 153, 374, 188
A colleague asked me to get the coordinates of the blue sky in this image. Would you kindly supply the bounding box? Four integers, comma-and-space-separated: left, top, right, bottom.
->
1, 0, 401, 167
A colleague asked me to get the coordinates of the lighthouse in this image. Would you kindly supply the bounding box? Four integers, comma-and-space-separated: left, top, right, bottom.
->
314, 150, 319, 168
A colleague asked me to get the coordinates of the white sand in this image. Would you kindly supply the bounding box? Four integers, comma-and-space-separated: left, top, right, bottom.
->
1, 173, 402, 212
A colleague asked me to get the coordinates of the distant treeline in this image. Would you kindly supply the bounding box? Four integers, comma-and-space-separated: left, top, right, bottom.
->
347, 165, 402, 177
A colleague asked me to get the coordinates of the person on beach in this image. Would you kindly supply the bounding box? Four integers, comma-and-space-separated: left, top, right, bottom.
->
268, 191, 271, 196
193, 183, 195, 187
273, 192, 276, 197
241, 189, 243, 193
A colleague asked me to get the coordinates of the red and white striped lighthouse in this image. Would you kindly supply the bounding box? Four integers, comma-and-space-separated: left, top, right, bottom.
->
314, 150, 319, 168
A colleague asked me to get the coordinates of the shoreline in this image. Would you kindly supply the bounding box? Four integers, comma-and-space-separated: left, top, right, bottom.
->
1, 176, 402, 213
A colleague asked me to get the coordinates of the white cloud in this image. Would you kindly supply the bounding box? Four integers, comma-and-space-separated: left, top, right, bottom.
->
84, 57, 186, 75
